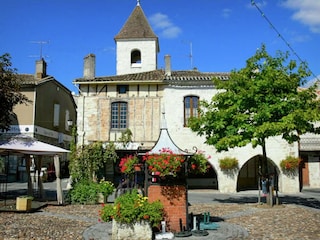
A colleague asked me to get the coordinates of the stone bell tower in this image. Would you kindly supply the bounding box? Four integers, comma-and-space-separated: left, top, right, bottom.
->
114, 1, 159, 75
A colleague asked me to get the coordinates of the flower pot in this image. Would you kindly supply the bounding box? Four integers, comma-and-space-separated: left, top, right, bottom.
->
16, 197, 32, 211
112, 220, 152, 240
97, 193, 107, 204
134, 164, 142, 172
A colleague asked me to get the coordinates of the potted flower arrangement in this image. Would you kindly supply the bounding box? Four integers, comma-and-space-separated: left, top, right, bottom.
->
142, 148, 185, 177
97, 179, 115, 203
280, 156, 301, 174
119, 155, 139, 175
219, 157, 239, 172
99, 190, 164, 240
188, 150, 210, 175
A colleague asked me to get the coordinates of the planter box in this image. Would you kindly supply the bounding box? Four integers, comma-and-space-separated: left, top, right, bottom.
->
16, 197, 32, 211
97, 193, 107, 204
112, 220, 152, 240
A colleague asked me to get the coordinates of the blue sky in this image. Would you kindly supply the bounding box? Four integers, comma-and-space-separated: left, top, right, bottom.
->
1, 0, 320, 93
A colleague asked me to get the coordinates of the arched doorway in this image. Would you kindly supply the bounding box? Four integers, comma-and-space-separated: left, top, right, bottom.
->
237, 155, 279, 191
187, 164, 218, 189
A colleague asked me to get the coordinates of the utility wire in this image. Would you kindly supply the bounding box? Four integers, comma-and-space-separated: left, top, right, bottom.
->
251, 0, 319, 82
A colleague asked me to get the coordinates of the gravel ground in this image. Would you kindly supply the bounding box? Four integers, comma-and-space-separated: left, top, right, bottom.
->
0, 201, 320, 239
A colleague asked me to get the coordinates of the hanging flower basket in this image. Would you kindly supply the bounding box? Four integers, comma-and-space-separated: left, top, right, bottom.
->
219, 157, 239, 172
187, 150, 210, 175
142, 148, 185, 177
119, 155, 139, 175
280, 156, 301, 173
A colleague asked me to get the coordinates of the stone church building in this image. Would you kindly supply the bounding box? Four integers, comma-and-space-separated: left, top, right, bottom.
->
73, 2, 320, 193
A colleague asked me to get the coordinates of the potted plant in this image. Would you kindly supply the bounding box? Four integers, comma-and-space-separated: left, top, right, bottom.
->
188, 150, 210, 175
97, 179, 115, 203
280, 156, 301, 174
16, 195, 33, 211
99, 190, 164, 240
219, 157, 239, 172
142, 148, 185, 177
119, 155, 139, 175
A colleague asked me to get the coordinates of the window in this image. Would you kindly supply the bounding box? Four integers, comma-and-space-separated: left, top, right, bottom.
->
53, 104, 60, 127
117, 85, 128, 94
184, 96, 199, 127
65, 110, 70, 131
131, 49, 141, 64
111, 102, 127, 129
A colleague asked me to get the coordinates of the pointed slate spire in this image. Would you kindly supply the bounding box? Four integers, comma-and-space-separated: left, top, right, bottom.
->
148, 111, 190, 155
114, 3, 157, 40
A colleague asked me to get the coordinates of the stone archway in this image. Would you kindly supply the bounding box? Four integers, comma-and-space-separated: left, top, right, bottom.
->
237, 155, 279, 192
187, 164, 218, 189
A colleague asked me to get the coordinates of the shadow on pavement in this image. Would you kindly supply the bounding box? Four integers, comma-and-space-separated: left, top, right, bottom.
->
212, 194, 320, 210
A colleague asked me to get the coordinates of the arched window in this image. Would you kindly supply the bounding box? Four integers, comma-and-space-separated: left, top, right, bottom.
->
131, 49, 141, 64
184, 96, 199, 127
111, 102, 127, 129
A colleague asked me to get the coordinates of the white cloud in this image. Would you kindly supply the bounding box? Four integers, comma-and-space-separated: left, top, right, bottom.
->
149, 13, 182, 39
282, 0, 320, 33
221, 8, 232, 18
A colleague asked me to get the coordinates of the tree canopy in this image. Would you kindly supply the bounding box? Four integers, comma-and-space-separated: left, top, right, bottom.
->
189, 44, 320, 172
0, 53, 30, 131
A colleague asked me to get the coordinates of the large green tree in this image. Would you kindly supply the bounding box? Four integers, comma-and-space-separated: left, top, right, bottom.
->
189, 44, 320, 174
0, 53, 30, 131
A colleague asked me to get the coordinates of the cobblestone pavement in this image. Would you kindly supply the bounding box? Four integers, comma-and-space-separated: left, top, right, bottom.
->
1, 182, 320, 239
1, 199, 320, 239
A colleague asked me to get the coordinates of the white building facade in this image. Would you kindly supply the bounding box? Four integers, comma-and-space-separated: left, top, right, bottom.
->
73, 2, 320, 193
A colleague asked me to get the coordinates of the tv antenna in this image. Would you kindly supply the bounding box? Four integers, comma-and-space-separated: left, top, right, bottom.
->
182, 40, 193, 69
189, 41, 193, 69
30, 40, 49, 60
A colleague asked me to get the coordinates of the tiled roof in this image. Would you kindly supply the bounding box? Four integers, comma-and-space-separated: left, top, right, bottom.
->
18, 74, 72, 93
74, 70, 165, 84
74, 69, 230, 86
18, 74, 37, 84
114, 5, 157, 40
164, 70, 229, 85
18, 74, 55, 85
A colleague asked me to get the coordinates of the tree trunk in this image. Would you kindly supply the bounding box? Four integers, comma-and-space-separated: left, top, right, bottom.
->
261, 139, 268, 176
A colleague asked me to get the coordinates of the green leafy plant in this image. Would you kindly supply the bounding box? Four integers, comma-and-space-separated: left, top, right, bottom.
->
280, 156, 301, 173
98, 179, 115, 197
118, 128, 133, 148
219, 157, 239, 171
188, 150, 210, 174
143, 148, 185, 177
119, 155, 139, 175
69, 141, 118, 182
104, 142, 118, 163
99, 190, 164, 227
67, 180, 100, 204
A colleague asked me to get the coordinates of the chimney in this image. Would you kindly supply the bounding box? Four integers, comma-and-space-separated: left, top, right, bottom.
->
83, 53, 96, 79
164, 55, 171, 77
35, 58, 47, 79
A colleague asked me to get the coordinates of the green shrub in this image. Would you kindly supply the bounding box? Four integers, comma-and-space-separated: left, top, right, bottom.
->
67, 180, 99, 204
66, 179, 115, 204
99, 190, 164, 227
